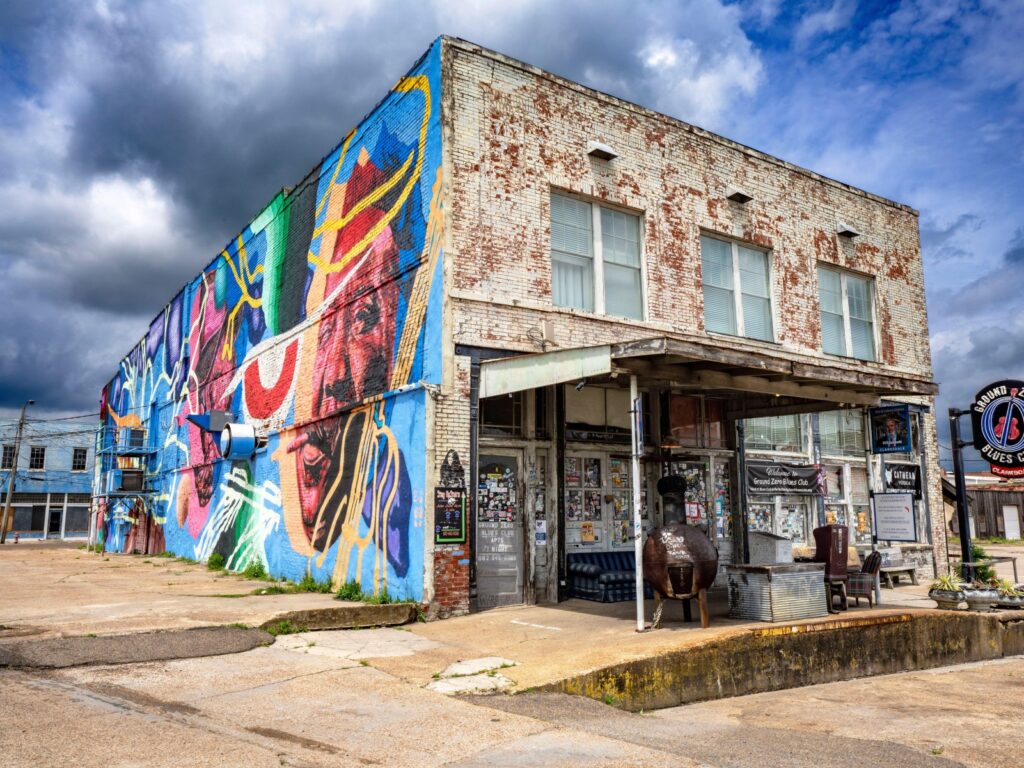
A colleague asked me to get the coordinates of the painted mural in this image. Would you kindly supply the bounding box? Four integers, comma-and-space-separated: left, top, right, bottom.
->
98, 42, 444, 601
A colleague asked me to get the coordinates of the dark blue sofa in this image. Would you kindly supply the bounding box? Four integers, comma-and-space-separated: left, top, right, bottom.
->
566, 551, 653, 602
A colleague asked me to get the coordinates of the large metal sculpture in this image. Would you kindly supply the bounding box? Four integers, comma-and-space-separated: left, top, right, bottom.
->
643, 476, 718, 629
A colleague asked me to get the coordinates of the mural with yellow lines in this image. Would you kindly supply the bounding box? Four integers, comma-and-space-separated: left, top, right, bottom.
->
99, 41, 444, 601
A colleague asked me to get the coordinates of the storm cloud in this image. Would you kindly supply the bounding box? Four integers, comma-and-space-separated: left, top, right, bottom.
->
0, 0, 1022, 456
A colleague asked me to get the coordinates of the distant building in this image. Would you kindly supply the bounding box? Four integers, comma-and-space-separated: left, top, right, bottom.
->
1, 418, 96, 539
98, 37, 943, 617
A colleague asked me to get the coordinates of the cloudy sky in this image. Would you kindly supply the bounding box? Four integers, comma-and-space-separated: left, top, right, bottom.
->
0, 0, 1021, 468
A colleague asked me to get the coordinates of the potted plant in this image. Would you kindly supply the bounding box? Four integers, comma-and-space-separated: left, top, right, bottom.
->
962, 579, 1000, 612
994, 578, 1024, 609
928, 571, 965, 610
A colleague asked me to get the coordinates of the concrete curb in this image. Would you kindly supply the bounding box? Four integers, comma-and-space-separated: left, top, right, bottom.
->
0, 626, 272, 669
259, 602, 418, 632
541, 611, 1024, 711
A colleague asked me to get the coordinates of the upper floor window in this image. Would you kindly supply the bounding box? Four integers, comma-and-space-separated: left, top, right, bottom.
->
818, 266, 875, 360
480, 392, 525, 438
550, 193, 643, 320
28, 446, 45, 470
744, 415, 804, 453
701, 235, 773, 341
1, 445, 13, 470
72, 448, 88, 472
819, 410, 866, 456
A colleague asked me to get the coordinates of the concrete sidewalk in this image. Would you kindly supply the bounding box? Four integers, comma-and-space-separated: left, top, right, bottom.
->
0, 543, 408, 641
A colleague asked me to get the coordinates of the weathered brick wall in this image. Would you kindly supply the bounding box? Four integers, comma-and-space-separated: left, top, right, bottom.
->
435, 38, 946, 595
442, 39, 931, 381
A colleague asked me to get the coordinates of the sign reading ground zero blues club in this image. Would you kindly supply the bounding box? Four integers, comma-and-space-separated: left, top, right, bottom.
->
972, 380, 1024, 478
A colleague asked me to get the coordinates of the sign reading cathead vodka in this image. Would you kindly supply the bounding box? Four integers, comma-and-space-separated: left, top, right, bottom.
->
971, 380, 1024, 478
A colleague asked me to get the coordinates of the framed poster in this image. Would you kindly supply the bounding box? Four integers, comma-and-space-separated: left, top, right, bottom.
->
872, 492, 917, 542
434, 488, 466, 544
870, 404, 912, 454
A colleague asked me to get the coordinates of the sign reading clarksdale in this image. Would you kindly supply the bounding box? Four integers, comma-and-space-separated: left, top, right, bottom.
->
872, 492, 917, 542
869, 404, 912, 454
971, 380, 1024, 478
746, 462, 826, 496
884, 464, 922, 499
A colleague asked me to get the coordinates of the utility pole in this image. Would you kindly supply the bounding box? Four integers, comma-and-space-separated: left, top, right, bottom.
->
949, 408, 974, 581
1, 399, 35, 544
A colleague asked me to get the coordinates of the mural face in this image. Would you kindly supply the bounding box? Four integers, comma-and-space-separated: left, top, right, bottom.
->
100, 43, 443, 601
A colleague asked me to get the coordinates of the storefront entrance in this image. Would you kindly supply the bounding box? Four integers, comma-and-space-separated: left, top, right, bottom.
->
476, 451, 526, 609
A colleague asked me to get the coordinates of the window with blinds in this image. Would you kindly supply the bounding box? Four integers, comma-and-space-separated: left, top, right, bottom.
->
550, 192, 643, 319
701, 235, 773, 341
551, 194, 594, 311
819, 410, 865, 456
743, 415, 803, 452
818, 266, 876, 361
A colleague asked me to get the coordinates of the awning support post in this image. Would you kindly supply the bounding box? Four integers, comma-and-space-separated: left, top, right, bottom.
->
630, 374, 645, 632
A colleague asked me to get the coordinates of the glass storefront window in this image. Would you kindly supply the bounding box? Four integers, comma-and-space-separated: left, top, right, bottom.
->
713, 460, 732, 540
744, 415, 803, 452
825, 504, 847, 527
778, 501, 809, 543
748, 503, 773, 533
853, 504, 872, 544
819, 410, 865, 456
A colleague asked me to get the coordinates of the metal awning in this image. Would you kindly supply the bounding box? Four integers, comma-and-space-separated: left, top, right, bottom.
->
479, 336, 938, 416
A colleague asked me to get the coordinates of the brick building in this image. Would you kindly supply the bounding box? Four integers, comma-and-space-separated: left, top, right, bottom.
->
2, 418, 96, 540
97, 37, 943, 617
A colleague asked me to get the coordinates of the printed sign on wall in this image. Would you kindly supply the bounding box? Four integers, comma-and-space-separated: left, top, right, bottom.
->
872, 492, 917, 542
884, 464, 921, 499
434, 488, 466, 544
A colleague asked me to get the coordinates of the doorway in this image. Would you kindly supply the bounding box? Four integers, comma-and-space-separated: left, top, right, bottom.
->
476, 450, 526, 609
1003, 505, 1021, 540
47, 507, 62, 539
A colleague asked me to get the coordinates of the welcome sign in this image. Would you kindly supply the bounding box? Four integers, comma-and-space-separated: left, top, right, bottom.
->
746, 462, 826, 496
971, 380, 1024, 478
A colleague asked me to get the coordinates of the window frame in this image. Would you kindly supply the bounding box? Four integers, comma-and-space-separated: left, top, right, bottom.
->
818, 264, 878, 361
700, 232, 776, 342
550, 191, 647, 321
72, 448, 88, 472
1, 445, 14, 470
28, 445, 45, 471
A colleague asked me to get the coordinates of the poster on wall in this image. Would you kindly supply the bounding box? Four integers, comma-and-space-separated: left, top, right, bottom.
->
870, 405, 912, 454
565, 456, 582, 487
580, 521, 596, 543
746, 462, 826, 496
970, 380, 1024, 477
872, 492, 917, 542
884, 464, 921, 499
566, 490, 583, 521
434, 488, 466, 544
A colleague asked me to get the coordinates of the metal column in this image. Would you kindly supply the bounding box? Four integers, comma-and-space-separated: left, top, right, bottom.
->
630, 375, 645, 632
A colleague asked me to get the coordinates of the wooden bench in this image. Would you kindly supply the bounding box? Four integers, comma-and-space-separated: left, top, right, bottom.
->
879, 564, 918, 588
